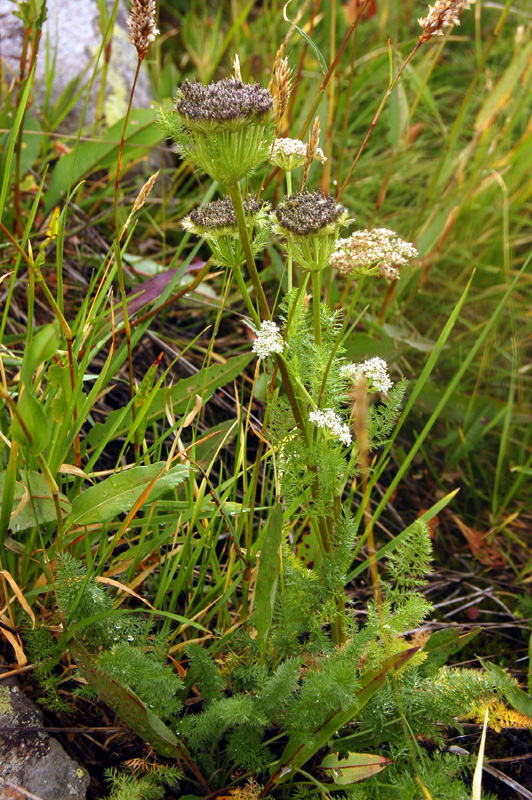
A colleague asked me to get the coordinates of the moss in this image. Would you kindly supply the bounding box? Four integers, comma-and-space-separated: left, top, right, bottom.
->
0, 684, 13, 716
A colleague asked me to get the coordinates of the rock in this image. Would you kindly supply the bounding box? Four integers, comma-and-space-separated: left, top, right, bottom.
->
0, 0, 153, 131
0, 679, 89, 800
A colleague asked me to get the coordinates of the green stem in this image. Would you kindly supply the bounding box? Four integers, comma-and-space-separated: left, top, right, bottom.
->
232, 264, 260, 326
36, 454, 63, 553
311, 270, 322, 347
286, 171, 294, 292
228, 182, 271, 321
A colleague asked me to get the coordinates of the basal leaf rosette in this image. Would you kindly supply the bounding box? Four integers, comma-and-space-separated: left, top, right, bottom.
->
272, 190, 349, 273
158, 79, 275, 185
182, 196, 270, 269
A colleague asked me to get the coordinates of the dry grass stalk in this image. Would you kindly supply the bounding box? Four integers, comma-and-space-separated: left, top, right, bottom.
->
302, 116, 320, 189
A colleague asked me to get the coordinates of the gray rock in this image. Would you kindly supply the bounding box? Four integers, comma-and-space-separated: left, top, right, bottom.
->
0, 0, 153, 131
0, 679, 89, 800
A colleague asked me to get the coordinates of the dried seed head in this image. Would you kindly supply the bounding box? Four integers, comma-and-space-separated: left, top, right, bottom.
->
302, 116, 321, 189
159, 77, 276, 184
274, 190, 347, 238
175, 79, 273, 131
273, 190, 349, 272
124, 170, 159, 231
182, 196, 271, 269
270, 137, 326, 172
418, 0, 475, 42
273, 57, 292, 128
330, 228, 417, 279
183, 196, 266, 235
127, 0, 159, 60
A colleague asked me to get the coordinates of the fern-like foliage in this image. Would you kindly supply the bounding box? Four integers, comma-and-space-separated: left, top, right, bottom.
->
22, 620, 71, 713
367, 378, 407, 451
97, 642, 183, 721
104, 764, 181, 800
55, 552, 115, 649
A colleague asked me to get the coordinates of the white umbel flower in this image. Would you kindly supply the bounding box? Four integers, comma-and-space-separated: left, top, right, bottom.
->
330, 228, 417, 280
252, 320, 285, 359
309, 408, 352, 446
341, 357, 393, 394
271, 137, 326, 172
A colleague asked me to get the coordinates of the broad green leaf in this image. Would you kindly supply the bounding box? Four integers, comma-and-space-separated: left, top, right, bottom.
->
20, 322, 59, 387
419, 627, 481, 676
271, 648, 418, 784
254, 503, 283, 655
83, 354, 252, 453
11, 391, 50, 454
43, 108, 164, 211
478, 658, 532, 718
0, 471, 71, 533
68, 463, 188, 526
69, 638, 192, 761
191, 419, 238, 473
320, 752, 390, 785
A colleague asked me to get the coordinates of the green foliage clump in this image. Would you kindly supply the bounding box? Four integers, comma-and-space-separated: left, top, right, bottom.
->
23, 620, 71, 713
104, 764, 181, 800
97, 642, 183, 721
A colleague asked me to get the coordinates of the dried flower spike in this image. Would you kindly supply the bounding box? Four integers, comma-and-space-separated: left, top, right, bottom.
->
127, 0, 159, 60
273, 57, 292, 128
252, 320, 285, 359
418, 0, 475, 42
158, 79, 275, 185
123, 170, 159, 231
302, 117, 321, 189
330, 228, 417, 280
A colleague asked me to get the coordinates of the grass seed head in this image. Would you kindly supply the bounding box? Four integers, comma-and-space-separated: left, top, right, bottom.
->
126, 0, 159, 60
418, 0, 476, 41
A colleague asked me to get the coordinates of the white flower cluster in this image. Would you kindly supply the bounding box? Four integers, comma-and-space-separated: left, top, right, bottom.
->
251, 320, 285, 359
330, 228, 418, 280
340, 357, 393, 394
308, 408, 352, 446
270, 137, 326, 172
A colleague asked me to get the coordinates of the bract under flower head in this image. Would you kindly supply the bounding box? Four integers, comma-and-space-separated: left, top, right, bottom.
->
330, 228, 417, 280
158, 79, 275, 185
272, 190, 349, 272
182, 196, 270, 269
